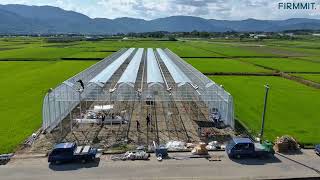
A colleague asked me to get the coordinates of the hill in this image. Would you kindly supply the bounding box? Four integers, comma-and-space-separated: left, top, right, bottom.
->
0, 4, 320, 34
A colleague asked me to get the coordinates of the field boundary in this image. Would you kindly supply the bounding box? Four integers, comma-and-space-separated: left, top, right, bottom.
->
204, 72, 279, 76
285, 72, 320, 74
236, 59, 320, 89
293, 57, 320, 64
280, 72, 320, 89
0, 47, 22, 51
185, 43, 227, 57
94, 50, 117, 52
61, 58, 103, 60
181, 56, 304, 59
0, 58, 59, 61
0, 58, 102, 61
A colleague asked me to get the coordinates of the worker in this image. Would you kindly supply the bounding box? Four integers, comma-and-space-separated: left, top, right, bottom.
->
146, 114, 151, 127
136, 120, 140, 131
101, 114, 105, 127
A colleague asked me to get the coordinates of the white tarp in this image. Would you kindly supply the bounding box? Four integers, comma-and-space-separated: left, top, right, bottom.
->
156, 48, 191, 86
93, 105, 114, 111
89, 48, 135, 87
147, 48, 164, 87
117, 48, 144, 87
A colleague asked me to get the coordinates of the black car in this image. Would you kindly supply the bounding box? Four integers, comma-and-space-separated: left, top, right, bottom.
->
48, 143, 99, 164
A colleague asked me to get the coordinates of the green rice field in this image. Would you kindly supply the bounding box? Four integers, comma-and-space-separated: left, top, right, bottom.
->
211, 76, 320, 144
0, 60, 96, 153
63, 52, 113, 59
184, 58, 270, 73
241, 58, 320, 72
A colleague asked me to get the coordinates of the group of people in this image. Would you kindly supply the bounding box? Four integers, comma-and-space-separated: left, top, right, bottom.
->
136, 114, 151, 132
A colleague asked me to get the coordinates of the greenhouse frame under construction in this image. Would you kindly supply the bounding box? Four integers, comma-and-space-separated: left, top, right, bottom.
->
41, 48, 234, 147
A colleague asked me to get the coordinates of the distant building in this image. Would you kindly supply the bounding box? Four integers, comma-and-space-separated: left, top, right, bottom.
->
285, 33, 294, 37
312, 33, 320, 36
253, 34, 267, 39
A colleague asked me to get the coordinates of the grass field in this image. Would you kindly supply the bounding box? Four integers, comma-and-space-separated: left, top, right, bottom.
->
241, 58, 320, 72
0, 47, 81, 60
186, 41, 276, 57
0, 37, 319, 153
0, 60, 96, 153
264, 40, 320, 56
63, 51, 113, 59
211, 76, 320, 144
184, 58, 270, 73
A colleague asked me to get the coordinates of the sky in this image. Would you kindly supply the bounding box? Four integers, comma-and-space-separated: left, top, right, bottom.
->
0, 0, 319, 20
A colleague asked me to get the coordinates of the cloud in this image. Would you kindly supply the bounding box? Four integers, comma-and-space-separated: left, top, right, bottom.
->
173, 0, 213, 7
0, 0, 319, 20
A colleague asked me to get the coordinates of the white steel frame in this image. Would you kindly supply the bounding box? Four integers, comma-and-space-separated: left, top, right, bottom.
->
42, 48, 234, 132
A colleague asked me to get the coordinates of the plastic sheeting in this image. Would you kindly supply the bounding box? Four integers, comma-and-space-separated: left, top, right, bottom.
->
89, 48, 134, 87
147, 48, 164, 87
156, 48, 191, 86
117, 48, 144, 87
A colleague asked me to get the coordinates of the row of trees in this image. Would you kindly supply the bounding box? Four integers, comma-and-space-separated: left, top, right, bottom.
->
4, 29, 318, 41
115, 30, 319, 39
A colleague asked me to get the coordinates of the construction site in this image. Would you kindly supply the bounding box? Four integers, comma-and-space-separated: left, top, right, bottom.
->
30, 48, 235, 153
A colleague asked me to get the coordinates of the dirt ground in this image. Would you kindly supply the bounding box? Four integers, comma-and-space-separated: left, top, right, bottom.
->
18, 98, 235, 155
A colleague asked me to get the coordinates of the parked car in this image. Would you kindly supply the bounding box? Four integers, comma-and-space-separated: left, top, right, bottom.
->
48, 142, 100, 164
226, 137, 274, 159
315, 144, 320, 156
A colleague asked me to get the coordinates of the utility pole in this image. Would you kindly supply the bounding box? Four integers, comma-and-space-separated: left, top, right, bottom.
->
260, 84, 270, 142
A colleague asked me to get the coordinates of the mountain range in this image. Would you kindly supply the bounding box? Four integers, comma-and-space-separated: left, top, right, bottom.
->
1, 4, 320, 34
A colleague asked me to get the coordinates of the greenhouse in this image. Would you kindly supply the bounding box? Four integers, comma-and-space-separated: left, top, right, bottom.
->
41, 48, 234, 146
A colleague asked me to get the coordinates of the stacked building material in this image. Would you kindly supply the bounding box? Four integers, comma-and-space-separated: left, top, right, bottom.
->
274, 135, 300, 153
191, 142, 208, 155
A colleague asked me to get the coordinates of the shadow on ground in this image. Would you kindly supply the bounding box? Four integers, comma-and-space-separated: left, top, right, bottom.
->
230, 155, 281, 165
276, 153, 320, 174
0, 159, 10, 166
49, 159, 100, 171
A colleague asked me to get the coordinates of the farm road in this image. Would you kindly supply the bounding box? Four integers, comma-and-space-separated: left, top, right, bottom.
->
0, 150, 319, 180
